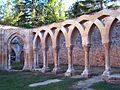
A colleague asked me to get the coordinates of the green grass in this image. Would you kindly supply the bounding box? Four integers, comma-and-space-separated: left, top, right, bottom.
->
11, 61, 24, 70
0, 71, 83, 90
90, 81, 120, 90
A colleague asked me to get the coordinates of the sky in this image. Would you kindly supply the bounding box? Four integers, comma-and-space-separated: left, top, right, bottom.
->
63, 0, 77, 10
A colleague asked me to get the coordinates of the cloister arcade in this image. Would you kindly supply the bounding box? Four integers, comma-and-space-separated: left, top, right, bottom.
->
0, 9, 120, 77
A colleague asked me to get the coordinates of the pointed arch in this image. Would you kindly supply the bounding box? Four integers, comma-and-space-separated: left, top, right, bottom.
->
69, 25, 82, 46
7, 33, 25, 70
54, 28, 67, 47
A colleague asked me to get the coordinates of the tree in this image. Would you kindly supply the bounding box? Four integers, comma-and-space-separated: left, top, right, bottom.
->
68, 0, 120, 18
0, 0, 15, 25
0, 0, 67, 28
35, 0, 66, 26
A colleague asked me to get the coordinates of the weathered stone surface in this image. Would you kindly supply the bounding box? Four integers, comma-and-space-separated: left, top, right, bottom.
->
0, 9, 120, 74
103, 74, 120, 85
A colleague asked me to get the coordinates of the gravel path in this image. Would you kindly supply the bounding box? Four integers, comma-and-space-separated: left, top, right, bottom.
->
71, 76, 103, 90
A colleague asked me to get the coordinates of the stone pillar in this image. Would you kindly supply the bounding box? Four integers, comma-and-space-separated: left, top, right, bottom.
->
65, 45, 75, 76
36, 49, 39, 68
33, 48, 37, 70
102, 42, 111, 76
81, 44, 92, 77
8, 51, 11, 70
41, 47, 50, 73
52, 46, 60, 74
23, 48, 33, 70
33, 48, 39, 69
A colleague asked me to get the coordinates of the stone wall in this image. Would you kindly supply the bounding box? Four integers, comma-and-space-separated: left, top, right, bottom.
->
45, 22, 120, 67
0, 9, 120, 71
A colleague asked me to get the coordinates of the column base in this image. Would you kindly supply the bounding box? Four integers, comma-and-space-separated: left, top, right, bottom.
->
65, 67, 75, 76
23, 64, 32, 71
41, 67, 50, 73
102, 70, 112, 77
81, 69, 92, 78
52, 66, 61, 74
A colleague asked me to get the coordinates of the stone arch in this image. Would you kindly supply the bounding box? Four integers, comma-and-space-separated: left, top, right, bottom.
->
108, 17, 120, 69
44, 32, 53, 47
7, 33, 25, 70
54, 28, 67, 47
87, 23, 104, 75
62, 20, 84, 34
109, 18, 119, 40
70, 27, 84, 73
33, 35, 43, 69
45, 33, 54, 67
87, 21, 103, 45
55, 30, 68, 71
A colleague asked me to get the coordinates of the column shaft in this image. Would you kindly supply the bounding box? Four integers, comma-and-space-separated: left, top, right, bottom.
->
41, 47, 49, 73
102, 42, 111, 76
65, 45, 75, 76
52, 46, 60, 73
81, 44, 92, 77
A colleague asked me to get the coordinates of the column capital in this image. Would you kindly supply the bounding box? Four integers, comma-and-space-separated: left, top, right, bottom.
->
33, 48, 37, 51
42, 47, 48, 51
53, 46, 59, 50
83, 44, 91, 52
103, 42, 111, 49
67, 44, 74, 50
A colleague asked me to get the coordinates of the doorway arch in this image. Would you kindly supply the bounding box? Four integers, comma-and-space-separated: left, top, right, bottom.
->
7, 33, 25, 70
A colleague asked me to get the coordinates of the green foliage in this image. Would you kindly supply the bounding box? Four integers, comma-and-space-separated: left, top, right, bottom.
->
0, 0, 14, 25
68, 0, 120, 18
0, 0, 67, 28
0, 0, 119, 28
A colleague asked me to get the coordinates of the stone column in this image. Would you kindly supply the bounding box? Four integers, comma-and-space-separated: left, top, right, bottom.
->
23, 48, 33, 70
81, 44, 92, 77
52, 46, 60, 74
65, 45, 75, 76
41, 47, 49, 73
36, 48, 39, 68
102, 42, 111, 76
33, 48, 37, 70
8, 52, 11, 70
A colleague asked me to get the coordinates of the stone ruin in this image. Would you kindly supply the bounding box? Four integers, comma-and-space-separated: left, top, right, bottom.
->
0, 9, 120, 77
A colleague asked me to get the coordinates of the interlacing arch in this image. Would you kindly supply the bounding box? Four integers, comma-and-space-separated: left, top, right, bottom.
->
32, 9, 120, 76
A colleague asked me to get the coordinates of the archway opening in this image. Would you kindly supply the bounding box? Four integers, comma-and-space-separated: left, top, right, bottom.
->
35, 36, 43, 68
89, 25, 104, 75
110, 20, 120, 74
57, 31, 68, 72
45, 33, 54, 70
8, 36, 24, 70
71, 27, 84, 74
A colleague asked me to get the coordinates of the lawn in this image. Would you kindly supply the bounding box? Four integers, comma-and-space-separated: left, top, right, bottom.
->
90, 81, 120, 90
0, 70, 83, 90
0, 65, 120, 90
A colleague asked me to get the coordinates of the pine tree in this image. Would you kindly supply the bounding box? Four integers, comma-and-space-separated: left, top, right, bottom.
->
2, 0, 14, 25
68, 0, 119, 18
